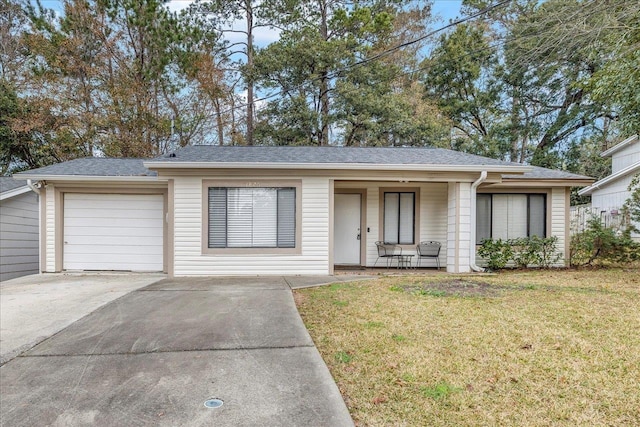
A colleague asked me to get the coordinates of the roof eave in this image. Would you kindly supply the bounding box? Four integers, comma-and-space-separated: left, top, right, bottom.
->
500, 178, 595, 187
143, 161, 532, 174
13, 174, 161, 182
578, 162, 640, 196
0, 185, 31, 201
601, 134, 638, 158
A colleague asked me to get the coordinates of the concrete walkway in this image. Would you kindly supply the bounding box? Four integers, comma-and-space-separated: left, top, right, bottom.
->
0, 276, 359, 426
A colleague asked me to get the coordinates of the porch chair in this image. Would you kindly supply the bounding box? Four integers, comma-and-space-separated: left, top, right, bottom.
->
374, 241, 402, 268
417, 241, 441, 269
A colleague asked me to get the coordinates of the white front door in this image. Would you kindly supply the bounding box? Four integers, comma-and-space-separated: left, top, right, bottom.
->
334, 193, 361, 265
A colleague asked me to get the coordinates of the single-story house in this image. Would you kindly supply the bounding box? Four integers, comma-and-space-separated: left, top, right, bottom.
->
14, 146, 592, 276
578, 134, 639, 240
0, 177, 40, 281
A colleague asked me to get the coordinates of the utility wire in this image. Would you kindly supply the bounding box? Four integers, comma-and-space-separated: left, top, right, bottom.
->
216, 0, 514, 117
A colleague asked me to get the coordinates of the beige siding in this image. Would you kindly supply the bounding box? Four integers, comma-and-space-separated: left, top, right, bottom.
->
551, 187, 567, 265
45, 185, 56, 272
342, 182, 448, 268
173, 177, 330, 276
0, 191, 39, 281
446, 182, 471, 273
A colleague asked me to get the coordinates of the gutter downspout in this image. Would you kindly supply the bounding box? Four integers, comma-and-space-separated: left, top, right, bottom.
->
26, 179, 41, 195
470, 171, 487, 272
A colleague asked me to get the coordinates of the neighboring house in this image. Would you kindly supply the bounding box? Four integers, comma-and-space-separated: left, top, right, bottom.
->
0, 177, 39, 281
578, 135, 640, 240
15, 146, 592, 276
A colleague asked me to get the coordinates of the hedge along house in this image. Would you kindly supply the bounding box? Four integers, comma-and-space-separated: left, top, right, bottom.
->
15, 146, 593, 276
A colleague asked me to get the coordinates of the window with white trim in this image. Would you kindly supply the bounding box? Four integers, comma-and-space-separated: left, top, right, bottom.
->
208, 187, 296, 248
476, 194, 546, 243
383, 192, 415, 244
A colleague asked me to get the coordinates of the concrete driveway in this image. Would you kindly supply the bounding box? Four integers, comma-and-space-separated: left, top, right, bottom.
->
0, 273, 165, 364
0, 276, 357, 426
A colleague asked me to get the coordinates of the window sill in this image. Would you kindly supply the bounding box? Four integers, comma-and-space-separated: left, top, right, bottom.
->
202, 247, 302, 256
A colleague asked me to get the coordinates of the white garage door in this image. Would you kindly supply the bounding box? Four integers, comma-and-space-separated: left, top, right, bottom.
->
63, 193, 164, 271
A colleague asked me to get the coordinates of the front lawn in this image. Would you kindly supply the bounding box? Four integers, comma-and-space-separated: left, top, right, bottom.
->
294, 269, 640, 426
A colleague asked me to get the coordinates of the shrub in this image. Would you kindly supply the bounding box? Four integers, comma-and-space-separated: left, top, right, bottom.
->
570, 217, 640, 266
511, 237, 541, 268
479, 236, 561, 270
477, 239, 513, 270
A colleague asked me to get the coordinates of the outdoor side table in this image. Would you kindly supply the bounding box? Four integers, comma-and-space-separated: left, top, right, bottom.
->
397, 254, 414, 269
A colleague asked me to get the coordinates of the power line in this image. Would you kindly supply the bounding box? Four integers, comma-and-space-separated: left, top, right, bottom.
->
217, 0, 513, 117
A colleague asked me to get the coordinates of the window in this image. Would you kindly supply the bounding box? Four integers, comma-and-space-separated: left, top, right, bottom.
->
383, 192, 415, 244
208, 187, 296, 248
476, 194, 546, 243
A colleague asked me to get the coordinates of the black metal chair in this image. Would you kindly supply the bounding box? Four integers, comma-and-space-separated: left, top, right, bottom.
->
416, 241, 441, 269
374, 241, 402, 268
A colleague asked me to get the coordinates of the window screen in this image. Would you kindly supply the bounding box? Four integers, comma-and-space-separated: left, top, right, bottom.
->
209, 187, 295, 248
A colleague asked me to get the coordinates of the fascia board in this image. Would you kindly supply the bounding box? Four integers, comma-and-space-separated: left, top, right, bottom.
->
0, 186, 31, 201
12, 174, 162, 183
143, 161, 532, 174
601, 134, 638, 158
494, 179, 595, 188
578, 161, 640, 196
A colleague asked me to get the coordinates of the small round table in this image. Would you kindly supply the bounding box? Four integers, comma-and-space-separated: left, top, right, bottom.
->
397, 254, 414, 269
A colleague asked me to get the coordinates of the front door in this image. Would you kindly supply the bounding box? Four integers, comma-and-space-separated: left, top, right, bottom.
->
334, 193, 361, 265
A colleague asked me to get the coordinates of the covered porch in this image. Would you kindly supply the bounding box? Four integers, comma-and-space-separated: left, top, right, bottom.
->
331, 175, 489, 274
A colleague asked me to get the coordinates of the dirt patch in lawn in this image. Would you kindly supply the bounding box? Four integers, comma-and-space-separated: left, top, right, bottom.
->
400, 279, 503, 297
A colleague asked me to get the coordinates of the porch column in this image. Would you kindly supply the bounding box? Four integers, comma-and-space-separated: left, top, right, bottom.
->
447, 182, 472, 273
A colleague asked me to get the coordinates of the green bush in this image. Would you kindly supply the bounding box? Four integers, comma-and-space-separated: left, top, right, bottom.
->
479, 236, 561, 270
570, 217, 640, 266
477, 239, 513, 270
511, 237, 541, 268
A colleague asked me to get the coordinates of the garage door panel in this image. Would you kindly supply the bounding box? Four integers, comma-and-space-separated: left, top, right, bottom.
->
64, 261, 162, 272
64, 194, 163, 206
63, 193, 164, 271
65, 235, 164, 246
63, 208, 163, 220
64, 245, 163, 255
64, 217, 164, 229
64, 252, 163, 264
64, 227, 162, 238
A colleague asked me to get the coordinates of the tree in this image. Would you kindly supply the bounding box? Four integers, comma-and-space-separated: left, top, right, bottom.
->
422, 22, 505, 158
253, 0, 435, 146
623, 174, 640, 231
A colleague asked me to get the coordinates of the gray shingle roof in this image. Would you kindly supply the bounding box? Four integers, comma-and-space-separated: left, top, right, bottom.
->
16, 158, 157, 177
0, 176, 28, 193
151, 145, 524, 167
13, 147, 593, 181
505, 166, 592, 181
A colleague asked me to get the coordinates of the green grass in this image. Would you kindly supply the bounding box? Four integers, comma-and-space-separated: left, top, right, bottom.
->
295, 269, 640, 426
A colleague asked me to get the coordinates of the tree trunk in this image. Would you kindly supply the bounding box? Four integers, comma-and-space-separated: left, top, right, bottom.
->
245, 0, 254, 146
318, 0, 329, 146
